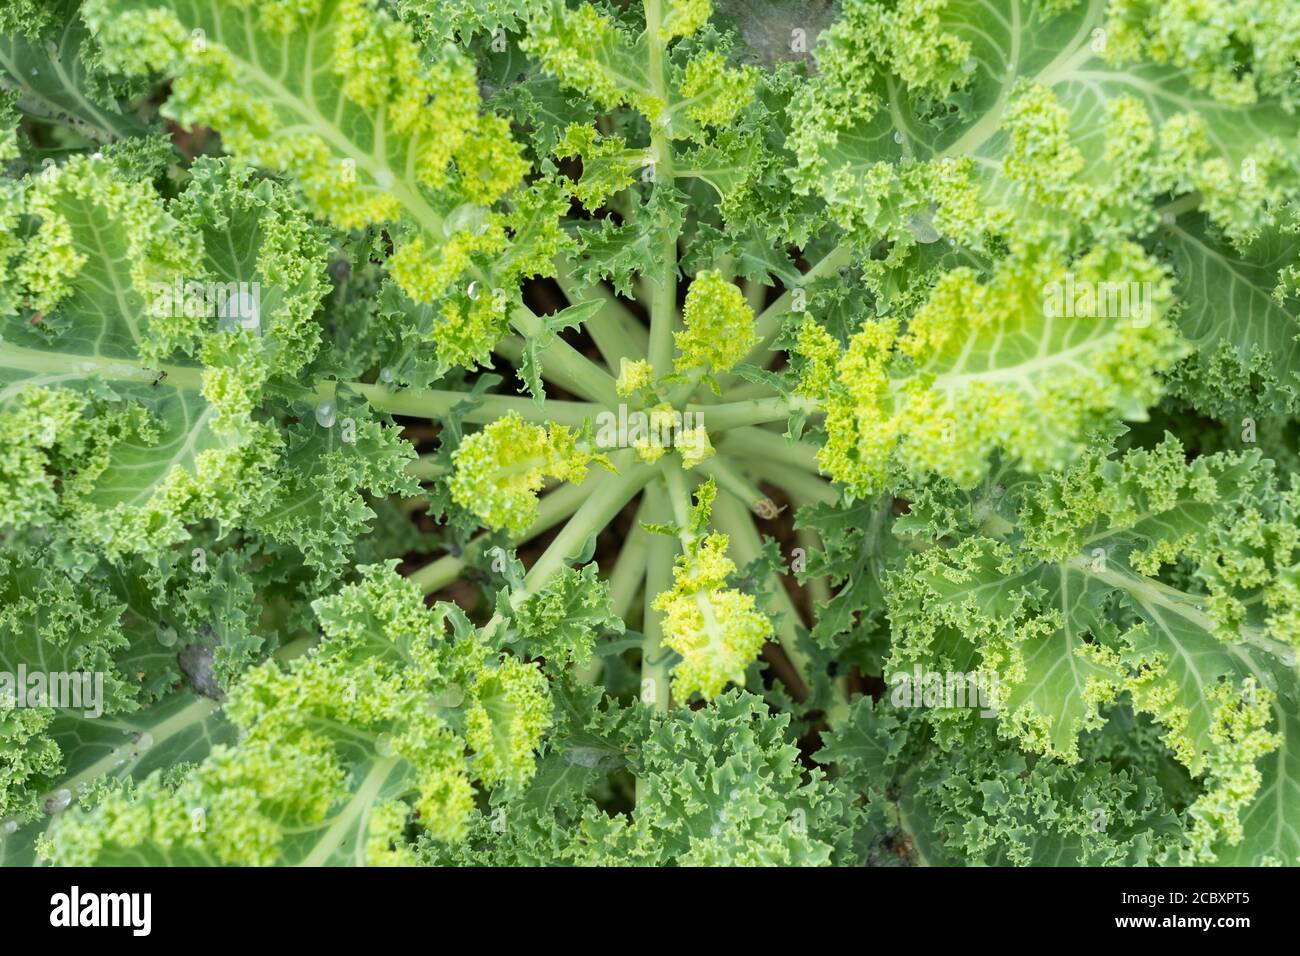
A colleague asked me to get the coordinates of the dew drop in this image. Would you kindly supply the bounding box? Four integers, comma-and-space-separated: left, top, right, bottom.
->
134, 732, 154, 751
892, 130, 904, 145
375, 734, 396, 758
432, 684, 464, 708
157, 622, 178, 648
961, 57, 977, 74
444, 202, 489, 237
709, 823, 721, 837
379, 366, 395, 384
563, 747, 607, 769
44, 789, 72, 814
1, 819, 17, 835
314, 401, 337, 428
906, 211, 942, 244
466, 280, 480, 301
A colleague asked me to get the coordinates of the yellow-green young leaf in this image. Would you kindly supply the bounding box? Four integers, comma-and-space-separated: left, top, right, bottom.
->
798, 234, 1184, 496
555, 123, 639, 210
674, 270, 757, 376
449, 412, 607, 534
659, 0, 711, 41
464, 656, 553, 788
522, 0, 756, 143
520, 1, 661, 118
652, 479, 772, 700
615, 357, 656, 396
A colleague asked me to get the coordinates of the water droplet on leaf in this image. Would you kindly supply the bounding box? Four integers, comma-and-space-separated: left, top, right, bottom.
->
45, 789, 72, 814
906, 210, 942, 244
444, 203, 489, 237
315, 401, 337, 428
432, 684, 464, 708
157, 622, 178, 647
563, 747, 609, 769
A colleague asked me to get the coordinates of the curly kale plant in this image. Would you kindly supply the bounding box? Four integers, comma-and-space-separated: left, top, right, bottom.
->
0, 0, 1298, 867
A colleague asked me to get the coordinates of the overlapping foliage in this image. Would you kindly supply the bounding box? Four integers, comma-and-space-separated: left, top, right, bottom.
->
0, 0, 1297, 867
